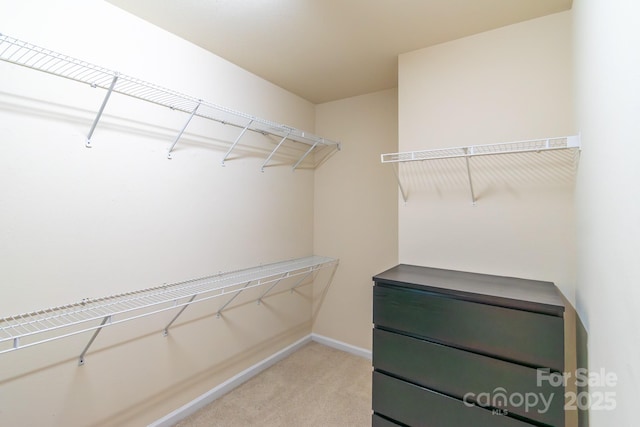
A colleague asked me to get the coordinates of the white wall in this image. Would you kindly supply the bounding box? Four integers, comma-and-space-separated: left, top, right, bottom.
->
397, 11, 576, 303
0, 0, 317, 313
573, 0, 640, 425
313, 89, 399, 350
0, 1, 322, 425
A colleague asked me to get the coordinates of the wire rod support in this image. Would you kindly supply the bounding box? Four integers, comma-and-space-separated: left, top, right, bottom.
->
221, 120, 253, 166
258, 272, 289, 304
391, 162, 408, 203
293, 140, 320, 171
163, 294, 198, 336
463, 147, 477, 206
167, 101, 201, 159
216, 280, 253, 317
78, 315, 111, 366
86, 73, 119, 148
261, 131, 291, 172
289, 267, 317, 293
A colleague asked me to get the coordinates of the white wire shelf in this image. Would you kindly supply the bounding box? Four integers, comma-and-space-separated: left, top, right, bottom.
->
0, 33, 340, 168
381, 135, 581, 203
381, 135, 580, 163
0, 255, 338, 365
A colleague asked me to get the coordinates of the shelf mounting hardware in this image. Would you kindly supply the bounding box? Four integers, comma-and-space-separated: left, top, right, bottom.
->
216, 280, 253, 317
86, 73, 119, 148
78, 315, 111, 366
463, 147, 477, 206
221, 120, 253, 166
293, 140, 320, 171
167, 101, 201, 159
261, 131, 291, 172
290, 266, 318, 293
391, 162, 409, 203
258, 272, 289, 304
311, 261, 340, 304
163, 294, 197, 336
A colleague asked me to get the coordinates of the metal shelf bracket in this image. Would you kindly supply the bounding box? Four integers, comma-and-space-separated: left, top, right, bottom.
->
289, 267, 318, 293
261, 131, 291, 172
216, 280, 253, 317
78, 315, 111, 366
163, 294, 197, 336
258, 272, 289, 304
221, 120, 253, 166
463, 147, 477, 206
167, 101, 201, 159
391, 162, 409, 203
293, 140, 320, 171
86, 73, 119, 148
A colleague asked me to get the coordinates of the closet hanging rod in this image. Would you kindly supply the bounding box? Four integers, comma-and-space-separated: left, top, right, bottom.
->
0, 33, 340, 155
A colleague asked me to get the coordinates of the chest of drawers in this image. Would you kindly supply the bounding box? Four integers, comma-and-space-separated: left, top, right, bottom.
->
372, 264, 566, 427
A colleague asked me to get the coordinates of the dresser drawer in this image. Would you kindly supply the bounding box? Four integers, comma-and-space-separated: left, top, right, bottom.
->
373, 328, 564, 426
372, 413, 402, 427
373, 284, 564, 370
373, 371, 534, 427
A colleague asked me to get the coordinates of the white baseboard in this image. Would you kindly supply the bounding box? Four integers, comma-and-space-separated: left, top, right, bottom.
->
148, 333, 370, 427
311, 333, 372, 360
148, 334, 312, 427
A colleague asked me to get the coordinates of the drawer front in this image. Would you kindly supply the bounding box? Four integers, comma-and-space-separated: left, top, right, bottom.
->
373, 372, 534, 427
373, 284, 564, 370
372, 414, 402, 427
373, 328, 564, 426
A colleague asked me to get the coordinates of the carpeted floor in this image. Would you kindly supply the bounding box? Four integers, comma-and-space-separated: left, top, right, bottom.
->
174, 341, 372, 427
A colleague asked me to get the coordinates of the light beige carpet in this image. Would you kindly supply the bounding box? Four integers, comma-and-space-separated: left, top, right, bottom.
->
174, 341, 372, 427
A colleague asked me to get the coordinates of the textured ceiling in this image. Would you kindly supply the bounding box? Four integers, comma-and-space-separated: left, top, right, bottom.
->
107, 0, 572, 104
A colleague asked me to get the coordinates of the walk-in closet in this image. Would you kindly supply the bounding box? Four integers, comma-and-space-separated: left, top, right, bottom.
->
1, 1, 637, 426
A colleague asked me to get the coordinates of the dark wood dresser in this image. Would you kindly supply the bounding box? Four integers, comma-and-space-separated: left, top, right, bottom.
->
372, 264, 566, 427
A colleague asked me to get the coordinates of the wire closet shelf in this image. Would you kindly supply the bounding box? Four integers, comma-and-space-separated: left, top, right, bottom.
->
0, 256, 338, 365
381, 135, 581, 163
381, 135, 581, 204
0, 33, 340, 168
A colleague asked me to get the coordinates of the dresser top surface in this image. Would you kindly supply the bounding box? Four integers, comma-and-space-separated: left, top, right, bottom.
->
373, 264, 565, 316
